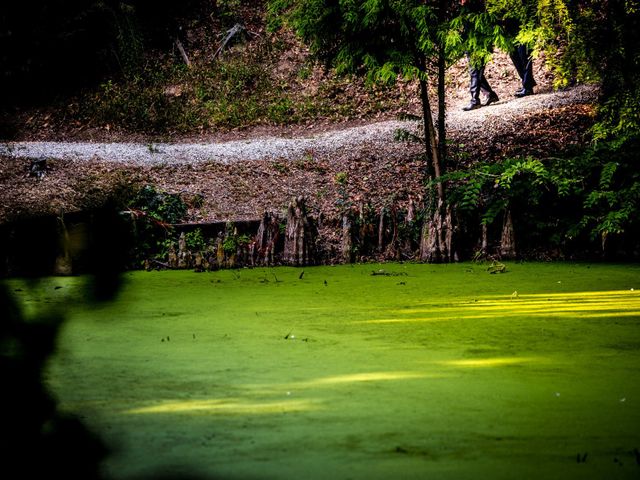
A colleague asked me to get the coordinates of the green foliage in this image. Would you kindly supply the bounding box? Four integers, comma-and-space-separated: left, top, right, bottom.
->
110, 3, 145, 78
486, 0, 640, 139
334, 171, 351, 212
444, 0, 640, 255
446, 133, 640, 254
572, 136, 640, 244
217, 0, 244, 25
444, 157, 551, 226
223, 233, 251, 255
495, 158, 548, 190
449, 9, 507, 68
83, 33, 393, 133
184, 229, 206, 252
270, 0, 470, 83
89, 50, 289, 132
130, 185, 187, 224
592, 91, 640, 141
126, 185, 187, 266
334, 172, 348, 185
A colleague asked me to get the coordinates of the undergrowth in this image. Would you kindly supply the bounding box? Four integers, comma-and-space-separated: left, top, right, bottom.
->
80, 35, 397, 134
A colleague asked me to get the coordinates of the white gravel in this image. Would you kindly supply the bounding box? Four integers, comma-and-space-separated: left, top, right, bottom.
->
447, 84, 599, 133
0, 120, 415, 166
0, 85, 597, 166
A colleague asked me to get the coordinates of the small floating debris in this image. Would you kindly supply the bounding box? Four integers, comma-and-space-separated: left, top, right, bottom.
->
371, 269, 408, 277
487, 261, 506, 274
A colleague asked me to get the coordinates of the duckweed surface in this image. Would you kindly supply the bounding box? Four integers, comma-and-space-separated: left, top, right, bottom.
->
20, 262, 640, 479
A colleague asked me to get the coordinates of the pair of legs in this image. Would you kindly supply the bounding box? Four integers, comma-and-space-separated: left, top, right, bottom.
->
509, 44, 536, 96
463, 55, 499, 111
463, 45, 536, 111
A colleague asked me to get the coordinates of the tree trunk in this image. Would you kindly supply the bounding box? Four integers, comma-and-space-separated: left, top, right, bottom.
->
175, 38, 191, 66
341, 213, 353, 263
377, 208, 385, 253
500, 208, 517, 259
418, 53, 453, 262
481, 222, 488, 254
437, 44, 447, 169
419, 78, 441, 187
415, 0, 456, 264
407, 197, 415, 223
284, 197, 315, 266
168, 243, 178, 268
215, 234, 225, 268
402, 198, 417, 257
177, 231, 189, 268
255, 211, 279, 266
419, 199, 454, 262
54, 215, 73, 275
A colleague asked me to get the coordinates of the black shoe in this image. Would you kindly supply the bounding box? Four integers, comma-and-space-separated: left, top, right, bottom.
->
485, 92, 499, 106
462, 101, 481, 111
515, 88, 534, 98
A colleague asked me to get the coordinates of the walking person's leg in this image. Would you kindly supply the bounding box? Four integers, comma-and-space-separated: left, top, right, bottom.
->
463, 64, 484, 110
463, 58, 498, 111
511, 44, 536, 97
479, 73, 499, 105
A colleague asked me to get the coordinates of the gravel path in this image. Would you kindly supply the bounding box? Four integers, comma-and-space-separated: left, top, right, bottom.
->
0, 120, 412, 165
0, 85, 597, 166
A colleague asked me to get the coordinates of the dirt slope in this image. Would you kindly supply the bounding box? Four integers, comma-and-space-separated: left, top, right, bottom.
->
0, 52, 598, 226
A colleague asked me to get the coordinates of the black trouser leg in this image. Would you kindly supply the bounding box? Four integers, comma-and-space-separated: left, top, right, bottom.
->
479, 73, 493, 96
470, 64, 493, 104
510, 45, 536, 90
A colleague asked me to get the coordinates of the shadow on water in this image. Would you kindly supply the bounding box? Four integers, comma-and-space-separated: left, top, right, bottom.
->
0, 208, 248, 479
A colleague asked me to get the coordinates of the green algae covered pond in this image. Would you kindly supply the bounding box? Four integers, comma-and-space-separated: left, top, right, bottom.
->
15, 262, 640, 479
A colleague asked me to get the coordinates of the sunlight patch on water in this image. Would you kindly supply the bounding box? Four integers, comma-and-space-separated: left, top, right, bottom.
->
356, 290, 640, 324
123, 398, 320, 415
439, 357, 542, 368
241, 371, 444, 396
294, 371, 434, 386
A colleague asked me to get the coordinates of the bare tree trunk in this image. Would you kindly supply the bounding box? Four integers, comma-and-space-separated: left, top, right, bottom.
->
168, 243, 178, 268
500, 208, 517, 259
177, 231, 188, 268
445, 204, 455, 261
54, 215, 73, 275
419, 78, 441, 189
213, 23, 245, 60
437, 44, 447, 170
175, 38, 191, 66
193, 251, 204, 272
415, 29, 456, 264
402, 198, 417, 257
407, 199, 416, 225
481, 222, 488, 254
377, 208, 385, 253
215, 234, 225, 268
418, 70, 452, 263
255, 212, 279, 266
284, 197, 315, 266
420, 201, 456, 262
341, 213, 353, 263
226, 224, 237, 268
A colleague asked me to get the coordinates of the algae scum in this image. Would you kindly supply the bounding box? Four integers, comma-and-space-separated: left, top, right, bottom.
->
24, 262, 640, 479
